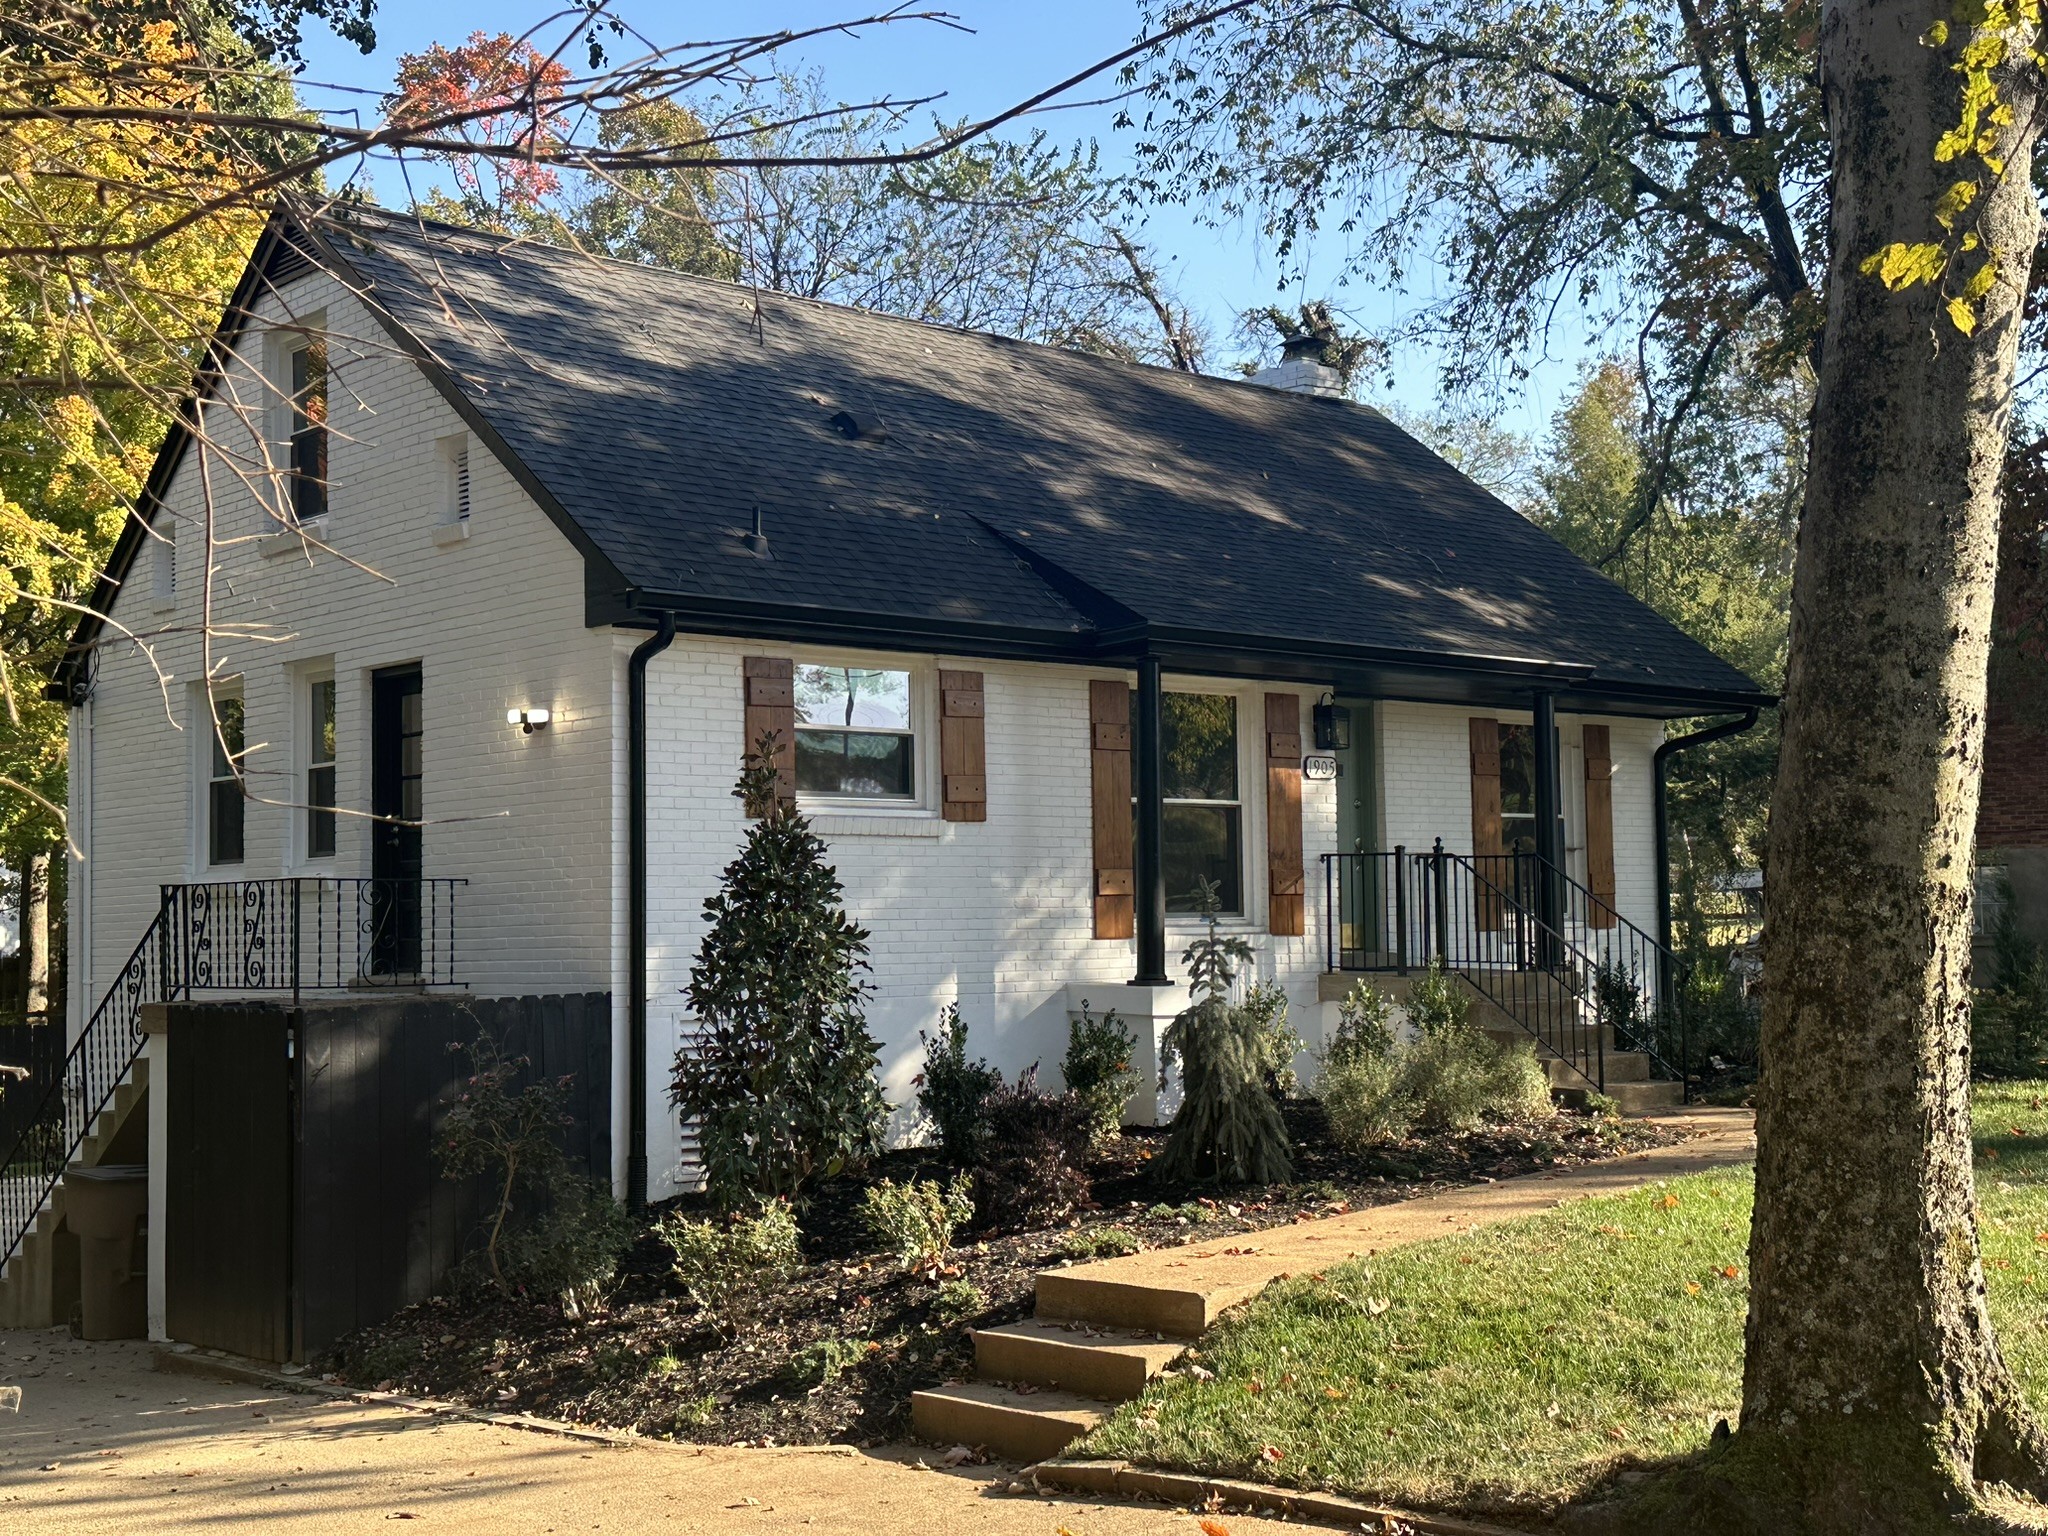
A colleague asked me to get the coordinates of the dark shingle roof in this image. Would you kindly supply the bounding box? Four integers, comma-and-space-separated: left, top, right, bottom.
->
62, 208, 1770, 713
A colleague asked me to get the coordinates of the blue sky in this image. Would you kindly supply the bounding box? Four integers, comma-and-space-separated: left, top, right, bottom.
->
295, 0, 1589, 436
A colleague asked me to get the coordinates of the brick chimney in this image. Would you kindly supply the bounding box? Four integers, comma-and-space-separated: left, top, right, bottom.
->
1248, 333, 1346, 398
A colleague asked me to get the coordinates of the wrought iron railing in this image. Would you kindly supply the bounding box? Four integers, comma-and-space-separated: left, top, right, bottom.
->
1322, 843, 1691, 1096
162, 877, 466, 998
1, 912, 164, 1268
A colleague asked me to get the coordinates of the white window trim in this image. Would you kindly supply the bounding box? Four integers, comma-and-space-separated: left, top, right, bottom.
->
785, 650, 937, 817
193, 679, 246, 876
264, 311, 327, 531
293, 661, 338, 868
1156, 675, 1264, 931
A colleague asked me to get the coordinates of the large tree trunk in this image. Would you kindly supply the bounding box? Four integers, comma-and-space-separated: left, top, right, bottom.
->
1631, 3, 2046, 1532
22, 849, 49, 1026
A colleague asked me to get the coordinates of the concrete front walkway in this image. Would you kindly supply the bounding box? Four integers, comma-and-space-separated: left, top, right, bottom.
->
0, 1333, 1306, 1534
1038, 1106, 1756, 1336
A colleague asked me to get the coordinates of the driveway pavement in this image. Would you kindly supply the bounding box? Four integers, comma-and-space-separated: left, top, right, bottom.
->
0, 1332, 1300, 1534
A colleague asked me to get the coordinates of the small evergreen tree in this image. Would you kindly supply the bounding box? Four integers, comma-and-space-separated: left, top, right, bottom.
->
669, 735, 888, 1210
1156, 880, 1295, 1184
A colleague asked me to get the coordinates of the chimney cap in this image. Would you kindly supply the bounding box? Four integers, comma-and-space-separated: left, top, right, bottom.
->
1279, 333, 1326, 363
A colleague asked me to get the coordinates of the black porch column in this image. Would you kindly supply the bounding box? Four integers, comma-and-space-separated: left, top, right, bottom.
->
1531, 690, 1565, 963
1132, 657, 1169, 985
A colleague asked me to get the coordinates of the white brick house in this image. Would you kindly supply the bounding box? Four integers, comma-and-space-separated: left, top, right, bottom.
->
44, 206, 1769, 1218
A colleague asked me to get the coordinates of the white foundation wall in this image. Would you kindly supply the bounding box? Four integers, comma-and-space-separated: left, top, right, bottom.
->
1376, 701, 1664, 941
636, 640, 1336, 1197
69, 269, 615, 1034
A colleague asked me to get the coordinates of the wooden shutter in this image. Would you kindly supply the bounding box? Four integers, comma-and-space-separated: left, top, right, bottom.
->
940, 670, 987, 822
1469, 717, 1504, 931
1582, 723, 1617, 928
1265, 693, 1305, 936
1089, 680, 1134, 940
741, 656, 795, 813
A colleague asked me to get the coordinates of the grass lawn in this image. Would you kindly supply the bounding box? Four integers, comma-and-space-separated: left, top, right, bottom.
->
1078, 1081, 2048, 1519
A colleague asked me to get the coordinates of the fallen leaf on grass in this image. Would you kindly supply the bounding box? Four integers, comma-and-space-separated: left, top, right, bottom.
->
1658, 1192, 1681, 1210
1259, 1444, 1284, 1464
1323, 1387, 1347, 1400
1721, 1265, 1741, 1280
1200, 1520, 1232, 1536
1366, 1297, 1391, 1316
1685, 1282, 1703, 1296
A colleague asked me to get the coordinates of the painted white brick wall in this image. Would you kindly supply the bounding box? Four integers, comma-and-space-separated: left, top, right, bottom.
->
634, 642, 1335, 1197
70, 272, 616, 1036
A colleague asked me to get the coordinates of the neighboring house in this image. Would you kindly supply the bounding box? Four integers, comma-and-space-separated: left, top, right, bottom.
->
3, 207, 1768, 1348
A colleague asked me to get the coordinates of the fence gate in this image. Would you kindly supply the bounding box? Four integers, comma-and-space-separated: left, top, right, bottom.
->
165, 1005, 294, 1362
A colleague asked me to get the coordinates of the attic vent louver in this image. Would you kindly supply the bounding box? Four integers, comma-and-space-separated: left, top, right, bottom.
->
829, 409, 888, 442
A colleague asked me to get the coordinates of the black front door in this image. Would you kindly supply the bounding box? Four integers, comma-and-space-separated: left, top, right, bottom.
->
369, 666, 423, 977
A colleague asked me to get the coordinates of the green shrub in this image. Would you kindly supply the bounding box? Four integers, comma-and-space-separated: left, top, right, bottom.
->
932, 1278, 989, 1323
655, 1200, 802, 1331
1063, 1002, 1139, 1139
669, 738, 889, 1211
1157, 882, 1297, 1184
1058, 1225, 1143, 1261
914, 1004, 1002, 1163
1404, 958, 1470, 1036
789, 1336, 872, 1388
1592, 958, 1646, 1051
861, 1174, 976, 1276
497, 1173, 634, 1318
1327, 980, 1396, 1067
438, 1031, 620, 1303
1975, 870, 2048, 1079
973, 1067, 1096, 1224
1317, 971, 1552, 1150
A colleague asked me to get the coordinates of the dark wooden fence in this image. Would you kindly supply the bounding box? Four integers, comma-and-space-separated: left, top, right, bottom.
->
165, 992, 611, 1362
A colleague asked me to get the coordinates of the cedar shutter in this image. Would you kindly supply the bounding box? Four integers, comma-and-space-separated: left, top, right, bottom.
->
1469, 717, 1504, 931
1089, 679, 1134, 940
741, 656, 795, 813
1265, 693, 1305, 936
1582, 723, 1618, 928
940, 670, 987, 822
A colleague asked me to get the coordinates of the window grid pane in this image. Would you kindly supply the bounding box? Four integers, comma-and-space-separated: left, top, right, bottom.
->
794, 728, 915, 799
308, 678, 336, 858
208, 695, 245, 867
290, 339, 327, 523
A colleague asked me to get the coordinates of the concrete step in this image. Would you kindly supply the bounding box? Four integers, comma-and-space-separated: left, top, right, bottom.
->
910, 1381, 1105, 1463
973, 1319, 1187, 1402
1559, 1079, 1684, 1113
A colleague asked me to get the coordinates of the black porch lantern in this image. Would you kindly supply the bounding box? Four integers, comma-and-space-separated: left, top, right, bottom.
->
1312, 697, 1351, 752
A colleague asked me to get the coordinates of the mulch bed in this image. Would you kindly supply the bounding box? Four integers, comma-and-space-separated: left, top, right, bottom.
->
320, 1104, 1682, 1448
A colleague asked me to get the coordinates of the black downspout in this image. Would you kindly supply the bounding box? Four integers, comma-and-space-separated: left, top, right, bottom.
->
1132, 656, 1169, 986
626, 609, 677, 1211
1652, 708, 1762, 1002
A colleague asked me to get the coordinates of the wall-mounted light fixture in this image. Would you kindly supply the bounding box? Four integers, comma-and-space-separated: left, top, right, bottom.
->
1312, 693, 1351, 752
507, 706, 551, 735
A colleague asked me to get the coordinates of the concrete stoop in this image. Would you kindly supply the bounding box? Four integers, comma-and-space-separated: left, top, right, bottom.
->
911, 1106, 1759, 1465
0, 1056, 149, 1329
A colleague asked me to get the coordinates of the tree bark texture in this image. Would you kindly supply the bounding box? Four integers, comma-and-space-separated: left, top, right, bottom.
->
1667, 3, 2048, 1529
22, 850, 48, 1026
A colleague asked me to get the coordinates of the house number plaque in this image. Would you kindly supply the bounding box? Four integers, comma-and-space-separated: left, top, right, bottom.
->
1301, 755, 1339, 781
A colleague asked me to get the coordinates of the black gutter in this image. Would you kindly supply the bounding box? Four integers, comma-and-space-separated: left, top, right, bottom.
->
1652, 708, 1762, 1001
625, 608, 677, 1211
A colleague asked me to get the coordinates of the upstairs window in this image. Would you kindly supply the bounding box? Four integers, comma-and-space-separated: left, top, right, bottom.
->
307, 677, 336, 858
207, 693, 246, 867
286, 333, 327, 523
793, 664, 915, 800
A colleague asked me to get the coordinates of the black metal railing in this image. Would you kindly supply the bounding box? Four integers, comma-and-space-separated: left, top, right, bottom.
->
162, 877, 466, 998
1, 912, 164, 1268
1323, 843, 1692, 1096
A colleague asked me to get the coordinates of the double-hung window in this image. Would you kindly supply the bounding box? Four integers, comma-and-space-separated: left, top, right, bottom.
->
1151, 691, 1243, 915
285, 333, 327, 523
1497, 723, 1538, 856
793, 664, 916, 800
207, 693, 246, 867
306, 677, 336, 858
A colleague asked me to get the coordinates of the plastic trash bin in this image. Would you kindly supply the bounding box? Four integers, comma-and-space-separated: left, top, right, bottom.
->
65, 1164, 148, 1341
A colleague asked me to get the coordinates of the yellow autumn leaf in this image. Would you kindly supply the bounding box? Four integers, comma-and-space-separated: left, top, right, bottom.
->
1949, 297, 1979, 334
1935, 179, 1979, 228
1923, 18, 1950, 44
1860, 241, 1947, 290
1658, 1191, 1682, 1210
1963, 257, 2000, 299
1685, 1280, 1703, 1295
